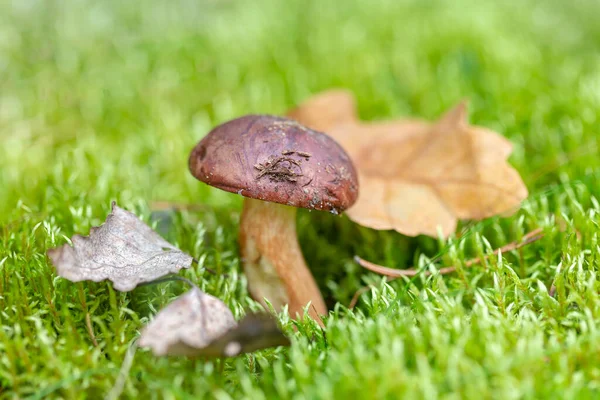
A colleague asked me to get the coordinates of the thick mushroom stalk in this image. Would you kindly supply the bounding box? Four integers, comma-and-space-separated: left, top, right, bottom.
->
239, 198, 326, 322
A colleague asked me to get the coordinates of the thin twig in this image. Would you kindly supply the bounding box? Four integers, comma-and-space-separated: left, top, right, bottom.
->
85, 312, 98, 347
349, 228, 545, 309
311, 303, 325, 328
104, 339, 138, 400
354, 256, 460, 277
356, 228, 544, 277
77, 284, 99, 346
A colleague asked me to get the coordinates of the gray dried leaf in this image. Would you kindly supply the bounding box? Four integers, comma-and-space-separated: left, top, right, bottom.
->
209, 313, 291, 357
138, 287, 237, 356
138, 288, 290, 358
47, 202, 193, 291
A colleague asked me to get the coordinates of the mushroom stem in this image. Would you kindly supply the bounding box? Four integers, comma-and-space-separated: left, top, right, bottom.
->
239, 198, 327, 324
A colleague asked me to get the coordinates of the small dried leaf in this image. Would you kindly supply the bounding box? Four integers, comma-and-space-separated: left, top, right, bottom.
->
138, 288, 289, 357
288, 91, 528, 238
138, 287, 237, 356
47, 202, 193, 291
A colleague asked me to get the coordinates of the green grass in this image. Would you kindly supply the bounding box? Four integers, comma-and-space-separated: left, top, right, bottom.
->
2, 0, 600, 398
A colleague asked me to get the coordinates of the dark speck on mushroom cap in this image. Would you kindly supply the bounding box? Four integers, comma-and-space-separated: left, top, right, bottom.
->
189, 115, 359, 213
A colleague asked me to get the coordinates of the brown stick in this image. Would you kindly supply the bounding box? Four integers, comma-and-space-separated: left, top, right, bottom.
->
85, 312, 99, 347
349, 228, 544, 309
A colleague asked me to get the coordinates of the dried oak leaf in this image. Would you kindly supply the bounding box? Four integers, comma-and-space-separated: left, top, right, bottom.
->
288, 90, 528, 237
47, 202, 193, 291
138, 287, 290, 357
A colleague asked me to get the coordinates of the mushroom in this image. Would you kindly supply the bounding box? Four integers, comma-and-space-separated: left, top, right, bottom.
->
188, 115, 358, 323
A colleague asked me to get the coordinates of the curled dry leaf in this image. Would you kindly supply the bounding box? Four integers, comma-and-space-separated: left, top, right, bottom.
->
288, 90, 528, 238
138, 287, 237, 356
138, 287, 290, 357
204, 313, 291, 357
47, 202, 193, 291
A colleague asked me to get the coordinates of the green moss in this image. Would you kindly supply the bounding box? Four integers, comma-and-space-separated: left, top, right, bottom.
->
1, 0, 600, 398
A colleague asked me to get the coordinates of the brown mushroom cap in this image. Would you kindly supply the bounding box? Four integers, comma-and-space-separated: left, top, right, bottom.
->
189, 115, 358, 213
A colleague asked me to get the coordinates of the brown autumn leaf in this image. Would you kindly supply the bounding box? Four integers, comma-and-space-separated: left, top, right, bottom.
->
47, 202, 193, 291
138, 287, 290, 357
288, 90, 528, 237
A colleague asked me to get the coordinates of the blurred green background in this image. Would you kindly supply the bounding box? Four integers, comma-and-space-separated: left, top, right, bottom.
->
1, 0, 600, 398
2, 0, 599, 216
